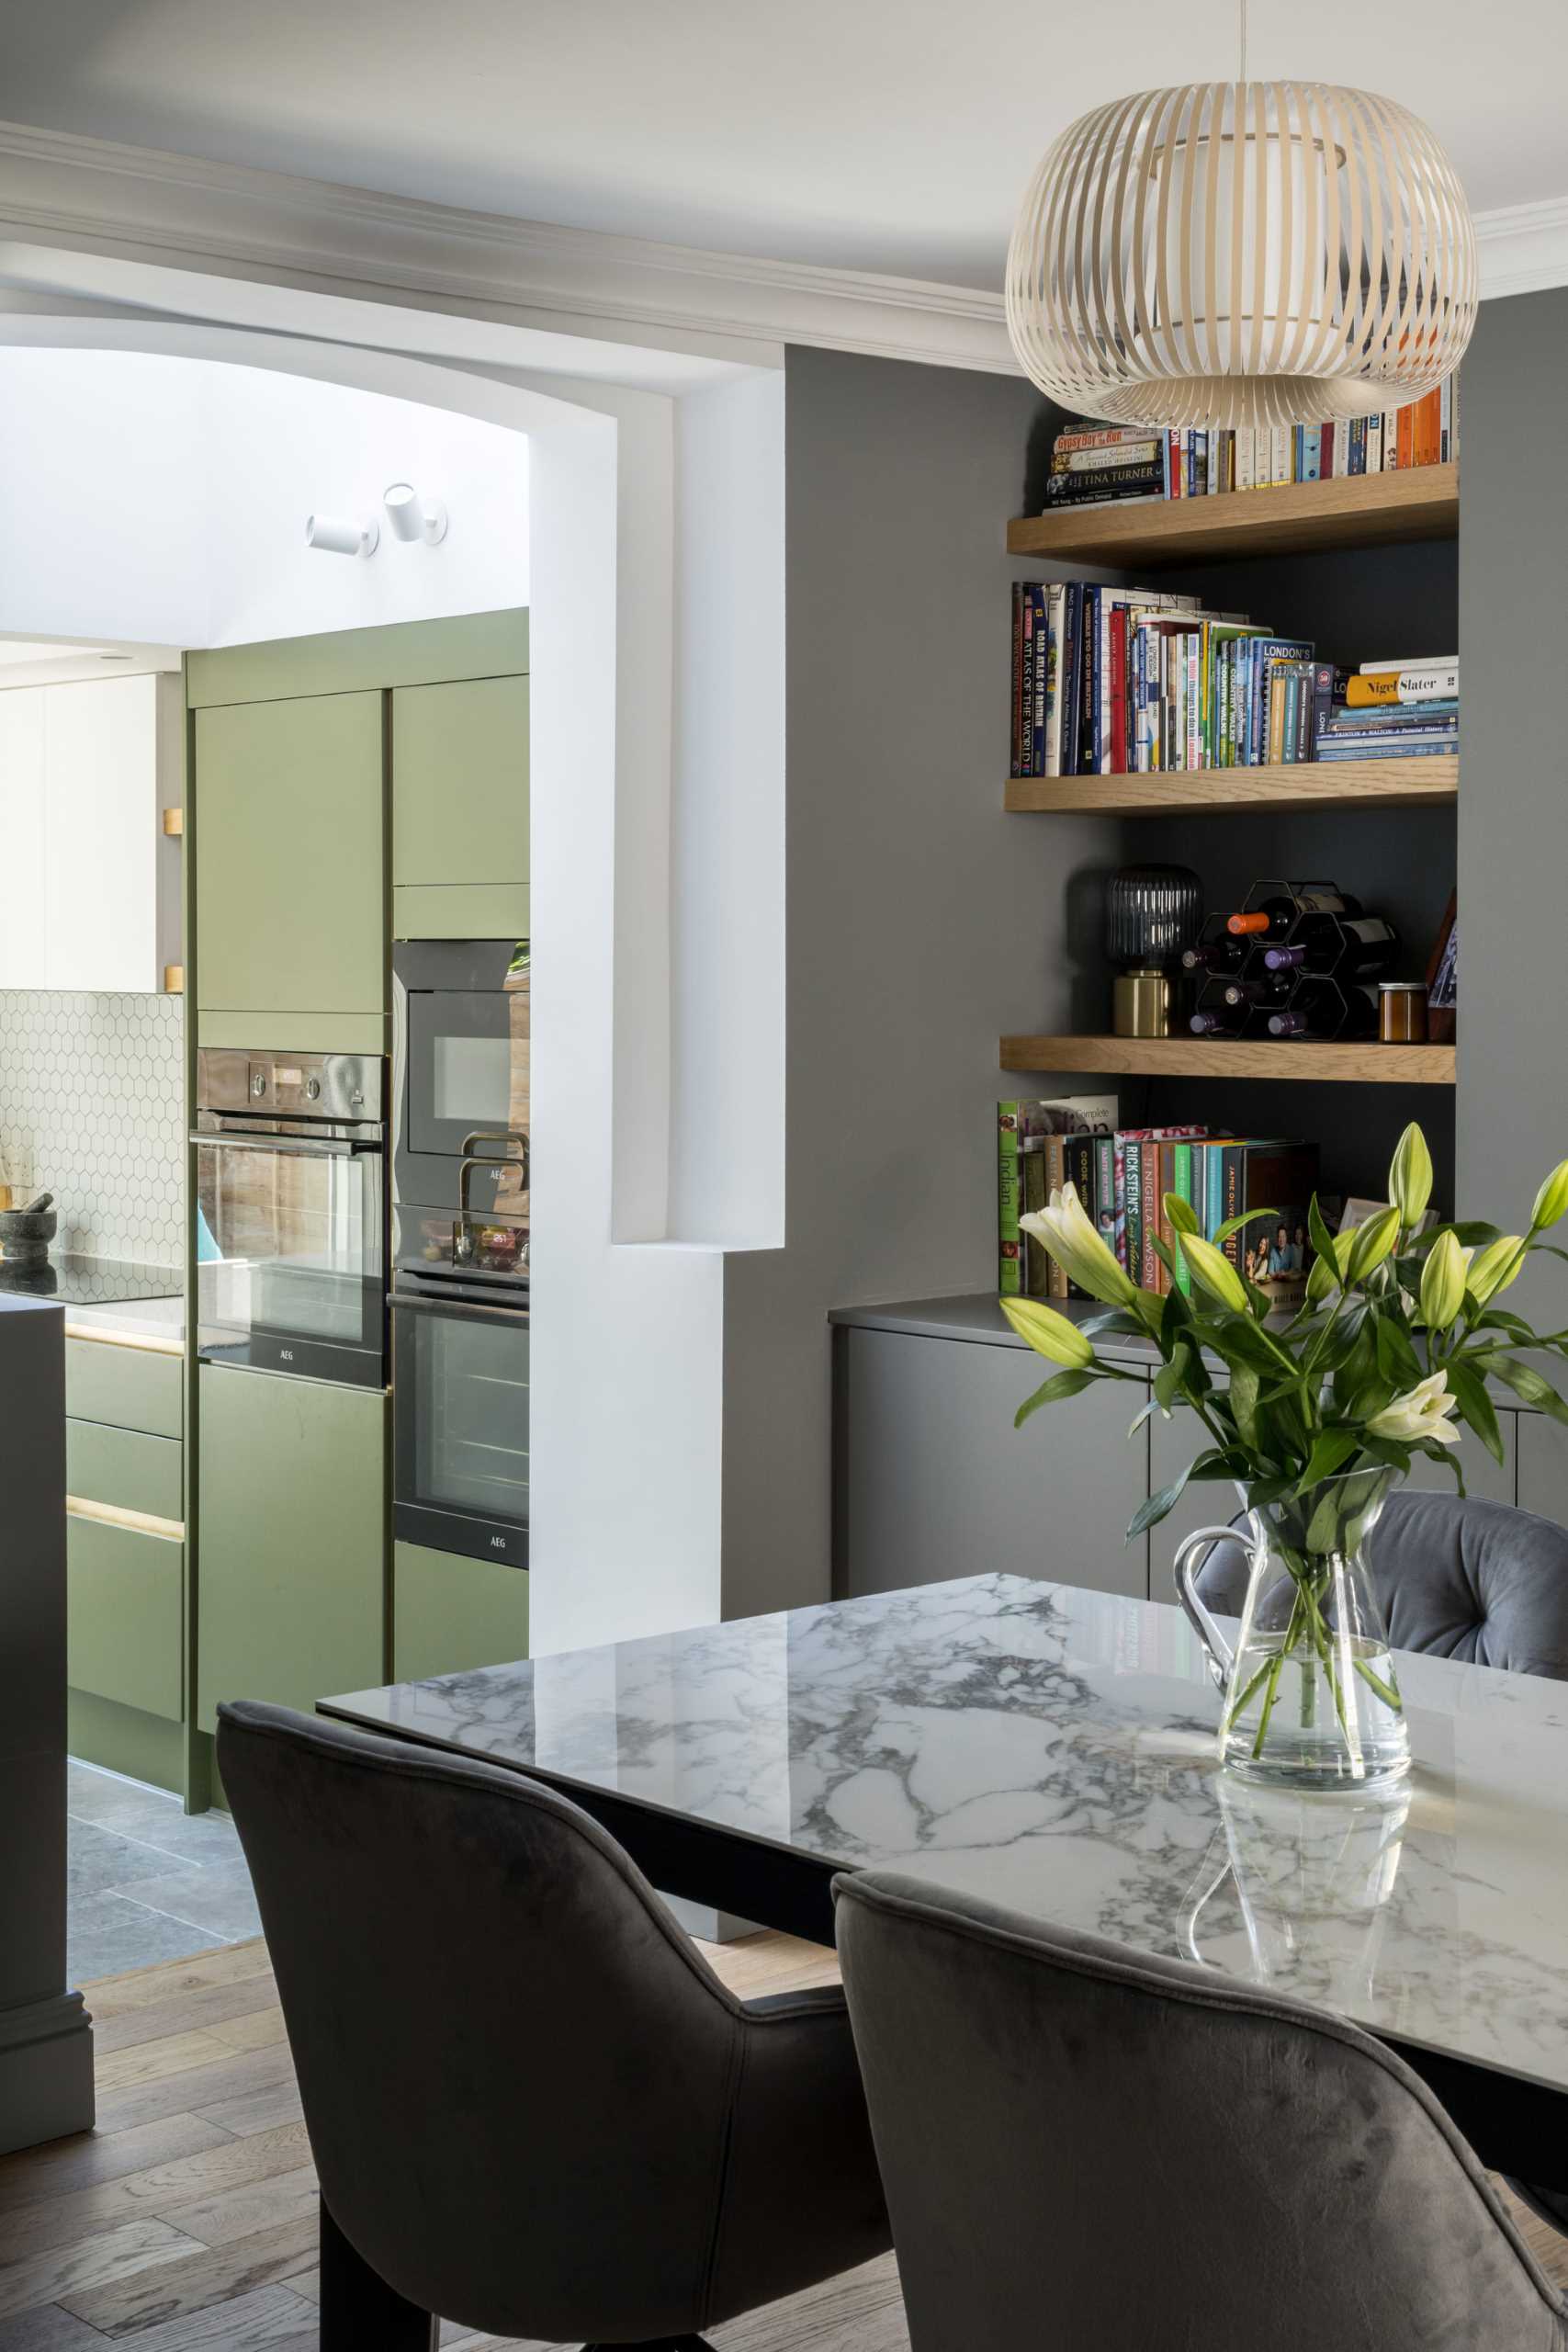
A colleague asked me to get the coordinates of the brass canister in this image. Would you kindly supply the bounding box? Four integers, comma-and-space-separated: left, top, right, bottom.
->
1113, 968, 1172, 1038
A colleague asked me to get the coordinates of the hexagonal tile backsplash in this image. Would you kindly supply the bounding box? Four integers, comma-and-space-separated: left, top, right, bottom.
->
0, 992, 184, 1267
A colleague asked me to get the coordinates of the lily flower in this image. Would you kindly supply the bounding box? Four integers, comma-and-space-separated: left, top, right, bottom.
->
1367, 1371, 1461, 1448
1020, 1183, 1141, 1312
1000, 1296, 1095, 1369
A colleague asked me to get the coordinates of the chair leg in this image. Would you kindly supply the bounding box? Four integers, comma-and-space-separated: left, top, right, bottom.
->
319, 2196, 438, 2350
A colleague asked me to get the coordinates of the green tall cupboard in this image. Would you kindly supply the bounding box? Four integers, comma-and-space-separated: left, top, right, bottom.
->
196, 1365, 388, 1731
391, 674, 529, 939
194, 692, 386, 1037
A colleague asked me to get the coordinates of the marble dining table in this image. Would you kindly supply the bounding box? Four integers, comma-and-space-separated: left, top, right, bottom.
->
321, 1570, 1568, 2188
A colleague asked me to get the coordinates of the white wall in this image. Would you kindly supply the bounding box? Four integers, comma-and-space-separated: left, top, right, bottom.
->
0, 347, 529, 649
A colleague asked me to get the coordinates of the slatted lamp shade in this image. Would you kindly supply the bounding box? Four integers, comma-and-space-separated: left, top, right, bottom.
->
1006, 82, 1477, 430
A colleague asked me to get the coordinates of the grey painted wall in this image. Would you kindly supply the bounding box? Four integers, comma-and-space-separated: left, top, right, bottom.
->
1458, 288, 1568, 1317
719, 347, 1110, 1618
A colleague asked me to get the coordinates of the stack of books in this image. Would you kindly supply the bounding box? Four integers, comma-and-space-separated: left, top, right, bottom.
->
999, 1098, 1320, 1310
1314, 659, 1458, 764
1041, 382, 1457, 512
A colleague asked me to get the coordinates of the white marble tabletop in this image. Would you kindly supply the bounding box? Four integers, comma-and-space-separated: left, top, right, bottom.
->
323, 1573, 1568, 2096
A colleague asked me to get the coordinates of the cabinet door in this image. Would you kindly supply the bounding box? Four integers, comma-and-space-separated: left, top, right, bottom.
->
44, 675, 161, 990
839, 1329, 1148, 1601
392, 676, 528, 889
393, 1540, 529, 1681
197, 1365, 387, 1731
196, 693, 384, 1021
68, 1511, 184, 1721
0, 686, 47, 986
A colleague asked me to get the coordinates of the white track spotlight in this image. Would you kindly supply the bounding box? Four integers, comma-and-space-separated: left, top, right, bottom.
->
382, 481, 449, 545
305, 513, 379, 558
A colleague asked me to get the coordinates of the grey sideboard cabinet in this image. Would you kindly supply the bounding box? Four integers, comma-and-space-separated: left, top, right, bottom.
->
833, 1315, 1151, 1601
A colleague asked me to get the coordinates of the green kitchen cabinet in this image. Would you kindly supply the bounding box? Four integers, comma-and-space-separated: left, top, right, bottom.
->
196, 1364, 388, 1732
68, 1511, 184, 1722
391, 675, 528, 938
66, 1419, 184, 1523
195, 692, 385, 1024
65, 1337, 183, 1441
392, 1539, 529, 1682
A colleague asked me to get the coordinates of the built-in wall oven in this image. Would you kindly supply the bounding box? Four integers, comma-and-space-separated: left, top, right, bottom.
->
390, 939, 529, 1565
194, 1049, 388, 1389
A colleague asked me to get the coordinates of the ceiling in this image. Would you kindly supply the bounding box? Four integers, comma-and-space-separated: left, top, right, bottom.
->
2, 0, 1564, 289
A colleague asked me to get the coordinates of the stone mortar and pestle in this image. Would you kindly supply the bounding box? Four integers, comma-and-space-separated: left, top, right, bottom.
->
0, 1192, 58, 1267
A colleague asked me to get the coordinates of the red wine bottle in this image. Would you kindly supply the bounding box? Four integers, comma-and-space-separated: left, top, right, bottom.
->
1263, 912, 1398, 980
1226, 880, 1361, 939
1223, 973, 1293, 1008
1190, 1010, 1245, 1036
1181, 914, 1248, 976
1267, 979, 1380, 1039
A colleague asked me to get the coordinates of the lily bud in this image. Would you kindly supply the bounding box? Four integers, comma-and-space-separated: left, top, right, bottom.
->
1468, 1234, 1527, 1304
1020, 1183, 1139, 1311
1389, 1124, 1433, 1228
1418, 1228, 1466, 1331
999, 1296, 1096, 1369
1178, 1231, 1250, 1314
1530, 1158, 1568, 1233
1345, 1204, 1401, 1282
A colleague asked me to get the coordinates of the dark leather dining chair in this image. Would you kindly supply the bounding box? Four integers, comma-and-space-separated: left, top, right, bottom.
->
835, 1868, 1568, 2352
1194, 1486, 1568, 2235
216, 1701, 890, 2351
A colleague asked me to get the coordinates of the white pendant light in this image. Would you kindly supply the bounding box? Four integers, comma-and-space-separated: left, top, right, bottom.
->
1006, 8, 1476, 430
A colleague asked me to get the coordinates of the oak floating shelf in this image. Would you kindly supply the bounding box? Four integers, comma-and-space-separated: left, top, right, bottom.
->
998, 1035, 1456, 1087
1005, 753, 1457, 817
1006, 463, 1458, 569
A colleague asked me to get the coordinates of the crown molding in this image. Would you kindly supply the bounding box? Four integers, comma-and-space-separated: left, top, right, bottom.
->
1474, 196, 1568, 302
0, 119, 1562, 376
0, 119, 1017, 374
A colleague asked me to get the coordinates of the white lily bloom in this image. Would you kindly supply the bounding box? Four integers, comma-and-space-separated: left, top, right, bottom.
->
1021, 1182, 1139, 1311
1366, 1371, 1462, 1448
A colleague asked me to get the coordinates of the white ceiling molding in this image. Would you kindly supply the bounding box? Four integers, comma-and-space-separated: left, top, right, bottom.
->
0, 118, 1562, 380
0, 118, 1015, 374
1473, 197, 1568, 302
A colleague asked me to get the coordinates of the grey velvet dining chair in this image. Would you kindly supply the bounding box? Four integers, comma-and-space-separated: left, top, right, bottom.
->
835, 1868, 1568, 2352
1194, 1484, 1568, 2234
216, 1700, 891, 2352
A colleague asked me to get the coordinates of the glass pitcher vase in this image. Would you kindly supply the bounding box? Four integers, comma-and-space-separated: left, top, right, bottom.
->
1173, 1468, 1410, 1790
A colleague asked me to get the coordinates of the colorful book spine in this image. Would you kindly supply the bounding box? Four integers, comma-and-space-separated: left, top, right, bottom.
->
1173, 1142, 1195, 1295
998, 1103, 1027, 1294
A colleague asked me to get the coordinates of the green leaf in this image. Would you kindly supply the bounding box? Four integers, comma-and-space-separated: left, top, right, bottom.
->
1126, 1397, 1157, 1440
1447, 1360, 1506, 1464
1472, 1307, 1538, 1343
1147, 1233, 1179, 1285
1127, 1460, 1201, 1540
1213, 1204, 1280, 1247
1153, 1345, 1190, 1414
1295, 1430, 1360, 1494
1372, 1311, 1425, 1389
1485, 1356, 1568, 1428
1162, 1189, 1201, 1238
1330, 1317, 1379, 1408
1308, 1192, 1340, 1272
1228, 1361, 1262, 1450
1014, 1367, 1096, 1428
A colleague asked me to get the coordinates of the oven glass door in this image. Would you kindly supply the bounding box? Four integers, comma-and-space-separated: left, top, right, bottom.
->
196, 1135, 386, 1385
392, 1290, 529, 1565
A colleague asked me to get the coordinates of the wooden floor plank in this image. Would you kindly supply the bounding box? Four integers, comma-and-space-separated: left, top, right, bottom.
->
203, 2012, 288, 2057
94, 2049, 294, 2141
102, 2283, 316, 2350
94, 2035, 243, 2098
0, 2304, 111, 2349
0, 2127, 310, 2268
0, 2220, 204, 2322
0, 2119, 236, 2221
83, 1946, 272, 2026
187, 2085, 301, 2142
157, 2165, 317, 2253
61, 2215, 318, 2337
91, 1978, 277, 2058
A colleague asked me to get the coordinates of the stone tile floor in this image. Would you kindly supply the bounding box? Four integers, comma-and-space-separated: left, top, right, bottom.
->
66, 1759, 262, 1983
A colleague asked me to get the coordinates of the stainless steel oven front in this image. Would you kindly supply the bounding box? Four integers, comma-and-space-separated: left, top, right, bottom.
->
193, 1049, 388, 1389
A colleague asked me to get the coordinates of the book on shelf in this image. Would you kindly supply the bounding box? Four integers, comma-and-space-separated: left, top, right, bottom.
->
998, 1096, 1118, 1295
1010, 594, 1460, 777
1032, 384, 1457, 515
1012, 1125, 1322, 1308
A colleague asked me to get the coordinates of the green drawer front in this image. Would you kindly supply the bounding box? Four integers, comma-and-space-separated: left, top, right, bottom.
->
393, 675, 528, 889
67, 1512, 184, 1723
67, 1419, 184, 1522
65, 1340, 184, 1441
391, 884, 530, 942
393, 1540, 529, 1682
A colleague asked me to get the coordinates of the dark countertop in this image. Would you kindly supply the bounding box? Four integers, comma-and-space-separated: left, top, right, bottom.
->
829, 1292, 1162, 1368
0, 1255, 186, 1347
